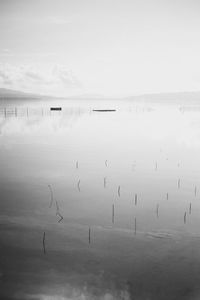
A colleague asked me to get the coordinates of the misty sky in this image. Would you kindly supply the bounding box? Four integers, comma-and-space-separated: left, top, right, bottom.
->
0, 0, 200, 96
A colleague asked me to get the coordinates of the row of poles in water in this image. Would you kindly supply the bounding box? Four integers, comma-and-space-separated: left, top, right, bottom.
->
42, 160, 197, 254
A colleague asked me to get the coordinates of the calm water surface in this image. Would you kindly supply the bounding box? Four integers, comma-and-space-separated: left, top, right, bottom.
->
1, 99, 200, 299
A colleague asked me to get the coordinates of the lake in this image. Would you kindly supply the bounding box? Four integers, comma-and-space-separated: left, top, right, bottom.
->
1, 98, 200, 300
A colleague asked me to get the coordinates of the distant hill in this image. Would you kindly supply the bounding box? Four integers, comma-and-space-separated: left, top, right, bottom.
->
126, 91, 200, 104
0, 88, 104, 101
1, 88, 200, 104
0, 88, 42, 99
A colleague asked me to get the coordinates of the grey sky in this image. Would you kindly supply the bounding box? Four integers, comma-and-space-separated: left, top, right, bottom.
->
0, 0, 200, 96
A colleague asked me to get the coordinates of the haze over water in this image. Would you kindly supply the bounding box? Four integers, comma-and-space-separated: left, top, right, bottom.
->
1, 98, 200, 299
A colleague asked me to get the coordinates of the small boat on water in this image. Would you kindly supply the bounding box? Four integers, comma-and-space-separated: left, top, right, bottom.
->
92, 109, 116, 112
50, 107, 62, 111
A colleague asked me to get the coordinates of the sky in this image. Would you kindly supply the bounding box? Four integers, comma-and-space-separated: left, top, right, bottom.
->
0, 0, 200, 97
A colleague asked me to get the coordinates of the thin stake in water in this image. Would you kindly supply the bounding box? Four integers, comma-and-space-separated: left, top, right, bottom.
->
48, 185, 54, 208
55, 200, 59, 214
135, 194, 137, 205
76, 161, 79, 169
89, 227, 91, 244
195, 186, 197, 197
43, 232, 46, 254
156, 204, 159, 218
57, 212, 63, 223
155, 162, 157, 171
178, 179, 180, 189
134, 217, 137, 235
104, 177, 106, 188
166, 193, 169, 200
184, 212, 187, 224
112, 204, 115, 224
77, 179, 81, 192
55, 198, 63, 222
189, 203, 192, 215
105, 160, 108, 167
118, 186, 121, 197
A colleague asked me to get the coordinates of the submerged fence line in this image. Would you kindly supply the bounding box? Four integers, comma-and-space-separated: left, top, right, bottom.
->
0, 106, 87, 119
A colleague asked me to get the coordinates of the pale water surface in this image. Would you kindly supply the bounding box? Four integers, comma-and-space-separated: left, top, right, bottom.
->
1, 99, 200, 300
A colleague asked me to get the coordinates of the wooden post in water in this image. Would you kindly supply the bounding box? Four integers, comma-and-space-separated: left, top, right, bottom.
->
189, 203, 192, 215
88, 227, 91, 244
57, 212, 63, 223
43, 232, 46, 254
134, 217, 137, 235
178, 179, 180, 189
195, 186, 197, 197
76, 161, 79, 169
104, 177, 106, 188
105, 160, 108, 167
4, 108, 6, 118
48, 185, 54, 208
155, 162, 157, 171
77, 179, 80, 192
112, 204, 115, 224
184, 212, 187, 224
156, 204, 159, 218
166, 193, 169, 200
135, 194, 137, 205
55, 200, 59, 215
118, 186, 120, 197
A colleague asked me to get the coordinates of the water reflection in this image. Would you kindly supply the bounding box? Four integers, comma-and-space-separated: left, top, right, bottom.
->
1, 99, 200, 299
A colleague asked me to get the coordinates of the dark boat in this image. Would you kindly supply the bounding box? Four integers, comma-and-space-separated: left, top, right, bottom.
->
92, 109, 116, 112
50, 107, 62, 111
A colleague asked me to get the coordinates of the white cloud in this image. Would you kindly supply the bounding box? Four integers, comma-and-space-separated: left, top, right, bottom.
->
0, 69, 12, 85
0, 64, 83, 96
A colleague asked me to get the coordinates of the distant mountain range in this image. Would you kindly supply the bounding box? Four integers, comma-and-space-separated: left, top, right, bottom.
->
0, 88, 200, 103
0, 88, 44, 99
0, 88, 103, 100
126, 91, 200, 103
